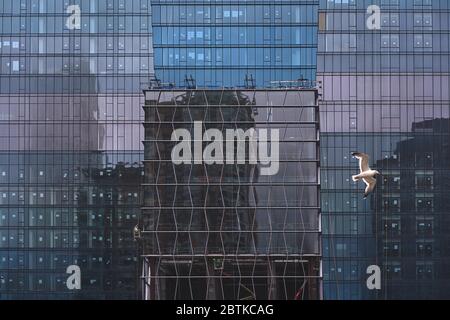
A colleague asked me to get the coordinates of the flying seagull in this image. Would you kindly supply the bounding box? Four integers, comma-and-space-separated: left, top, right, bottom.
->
351, 152, 381, 199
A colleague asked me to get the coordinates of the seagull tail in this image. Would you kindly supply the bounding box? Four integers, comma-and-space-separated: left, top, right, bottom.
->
352, 175, 359, 182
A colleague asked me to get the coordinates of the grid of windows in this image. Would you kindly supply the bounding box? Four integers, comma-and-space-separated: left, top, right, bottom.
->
0, 0, 148, 299
141, 89, 321, 300
150, 0, 318, 87
318, 0, 450, 299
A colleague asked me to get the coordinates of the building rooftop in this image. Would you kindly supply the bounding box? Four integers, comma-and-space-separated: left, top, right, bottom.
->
142, 79, 321, 91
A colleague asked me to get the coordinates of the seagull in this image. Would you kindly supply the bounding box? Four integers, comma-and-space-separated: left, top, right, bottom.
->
351, 152, 381, 199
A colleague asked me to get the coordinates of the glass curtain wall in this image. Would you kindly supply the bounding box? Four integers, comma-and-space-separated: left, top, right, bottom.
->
0, 0, 151, 299
318, 0, 450, 299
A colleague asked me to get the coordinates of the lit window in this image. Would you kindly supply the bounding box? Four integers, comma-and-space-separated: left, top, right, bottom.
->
12, 61, 19, 72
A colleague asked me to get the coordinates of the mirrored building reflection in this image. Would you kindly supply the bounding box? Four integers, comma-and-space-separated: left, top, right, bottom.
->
0, 1, 148, 299
374, 118, 450, 299
141, 88, 321, 300
318, 0, 450, 299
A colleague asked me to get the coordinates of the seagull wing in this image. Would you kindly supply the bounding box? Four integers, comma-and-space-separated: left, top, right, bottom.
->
362, 177, 377, 198
352, 152, 370, 172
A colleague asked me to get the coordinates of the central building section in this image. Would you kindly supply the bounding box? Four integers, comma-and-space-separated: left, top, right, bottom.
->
141, 87, 321, 300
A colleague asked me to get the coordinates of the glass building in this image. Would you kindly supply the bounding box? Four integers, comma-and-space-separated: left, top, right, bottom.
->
318, 0, 450, 299
0, 0, 322, 300
4, 0, 450, 301
149, 0, 318, 87
141, 0, 323, 300
0, 1, 150, 299
141, 88, 321, 300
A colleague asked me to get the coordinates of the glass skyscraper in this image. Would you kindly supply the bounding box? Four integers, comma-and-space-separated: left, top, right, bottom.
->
318, 0, 450, 299
149, 0, 318, 87
0, 0, 322, 301
2, 0, 449, 301
139, 0, 323, 300
141, 87, 321, 300
0, 0, 150, 299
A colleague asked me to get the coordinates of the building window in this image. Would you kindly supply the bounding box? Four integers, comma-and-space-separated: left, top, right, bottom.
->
381, 13, 399, 27
416, 173, 433, 190
423, 14, 432, 27
382, 174, 400, 190
414, 14, 423, 27
424, 34, 432, 47
381, 34, 399, 50
414, 13, 432, 28
414, 0, 432, 7
414, 34, 433, 49
414, 34, 423, 47
385, 264, 402, 280
416, 152, 433, 168
417, 220, 433, 236
383, 198, 400, 212
384, 242, 401, 257
416, 264, 433, 280
416, 198, 433, 212
325, 34, 356, 52
319, 12, 326, 31
417, 243, 433, 257
384, 219, 401, 236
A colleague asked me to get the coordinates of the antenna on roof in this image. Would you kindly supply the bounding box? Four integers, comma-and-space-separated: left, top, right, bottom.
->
184, 75, 196, 89
245, 74, 256, 89
149, 76, 162, 89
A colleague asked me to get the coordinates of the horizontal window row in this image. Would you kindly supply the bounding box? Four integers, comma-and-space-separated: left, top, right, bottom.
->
154, 47, 316, 67
0, 37, 152, 54
144, 232, 319, 255
0, 230, 135, 248
319, 33, 442, 52
0, 190, 140, 206
0, 57, 152, 75
320, 11, 443, 31
319, 75, 450, 104
152, 5, 318, 24
0, 16, 152, 34
326, 0, 436, 9
0, 0, 150, 14
143, 184, 319, 207
154, 26, 317, 45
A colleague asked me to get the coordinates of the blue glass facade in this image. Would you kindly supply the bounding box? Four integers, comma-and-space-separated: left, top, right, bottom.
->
318, 0, 450, 299
1, 0, 449, 301
150, 0, 318, 87
0, 0, 322, 301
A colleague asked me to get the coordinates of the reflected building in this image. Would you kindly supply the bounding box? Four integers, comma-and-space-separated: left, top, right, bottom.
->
374, 118, 450, 299
141, 88, 321, 300
143, 0, 322, 300
318, 0, 450, 299
76, 160, 142, 299
0, 2, 148, 299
